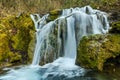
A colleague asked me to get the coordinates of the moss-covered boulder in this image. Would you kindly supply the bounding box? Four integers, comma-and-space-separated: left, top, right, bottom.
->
0, 13, 34, 68
76, 34, 120, 71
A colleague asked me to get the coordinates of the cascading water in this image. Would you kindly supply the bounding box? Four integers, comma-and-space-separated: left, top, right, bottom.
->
30, 14, 55, 65
31, 6, 109, 66
0, 6, 109, 80
64, 16, 77, 60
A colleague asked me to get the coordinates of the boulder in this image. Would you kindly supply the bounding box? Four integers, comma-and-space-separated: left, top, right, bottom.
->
76, 34, 120, 71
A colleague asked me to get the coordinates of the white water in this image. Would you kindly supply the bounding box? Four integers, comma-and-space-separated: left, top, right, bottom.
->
30, 6, 109, 66
64, 16, 77, 62
0, 6, 109, 80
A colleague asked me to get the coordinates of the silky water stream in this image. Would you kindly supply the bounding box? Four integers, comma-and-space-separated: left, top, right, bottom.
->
0, 6, 110, 80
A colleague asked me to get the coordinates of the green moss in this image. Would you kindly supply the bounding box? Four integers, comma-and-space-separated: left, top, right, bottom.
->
11, 28, 31, 51
28, 31, 36, 63
49, 9, 62, 15
47, 9, 62, 22
8, 52, 21, 63
0, 13, 34, 67
109, 21, 120, 33
76, 34, 120, 71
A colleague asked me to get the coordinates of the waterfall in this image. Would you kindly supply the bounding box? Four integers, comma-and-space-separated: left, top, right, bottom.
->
31, 6, 109, 66
31, 14, 55, 65
0, 6, 109, 80
64, 16, 77, 63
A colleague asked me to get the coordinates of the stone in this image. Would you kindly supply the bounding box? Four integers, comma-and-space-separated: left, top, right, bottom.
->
76, 34, 120, 71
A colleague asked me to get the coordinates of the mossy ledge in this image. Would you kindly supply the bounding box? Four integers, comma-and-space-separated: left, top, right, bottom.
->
0, 13, 34, 68
46, 9, 62, 22
76, 34, 120, 71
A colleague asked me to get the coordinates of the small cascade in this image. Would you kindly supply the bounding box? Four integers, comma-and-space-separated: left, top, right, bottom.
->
31, 6, 109, 65
0, 6, 109, 80
30, 14, 57, 65
64, 16, 77, 62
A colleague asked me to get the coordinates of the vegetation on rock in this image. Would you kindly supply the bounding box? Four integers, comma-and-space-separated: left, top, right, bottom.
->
109, 21, 120, 33
0, 13, 34, 68
76, 34, 120, 71
47, 9, 62, 22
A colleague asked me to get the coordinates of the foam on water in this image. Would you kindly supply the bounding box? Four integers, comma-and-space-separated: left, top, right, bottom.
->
0, 60, 85, 80
0, 66, 41, 80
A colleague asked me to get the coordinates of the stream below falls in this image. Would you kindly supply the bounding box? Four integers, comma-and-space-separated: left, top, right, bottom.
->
0, 64, 120, 80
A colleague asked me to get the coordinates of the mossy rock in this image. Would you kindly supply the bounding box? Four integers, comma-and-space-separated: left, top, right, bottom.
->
49, 9, 62, 15
76, 34, 120, 71
28, 30, 36, 63
47, 9, 62, 22
0, 13, 34, 68
109, 21, 120, 33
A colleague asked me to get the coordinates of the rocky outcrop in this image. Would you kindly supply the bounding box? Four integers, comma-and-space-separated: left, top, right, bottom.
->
76, 34, 120, 71
0, 13, 34, 68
